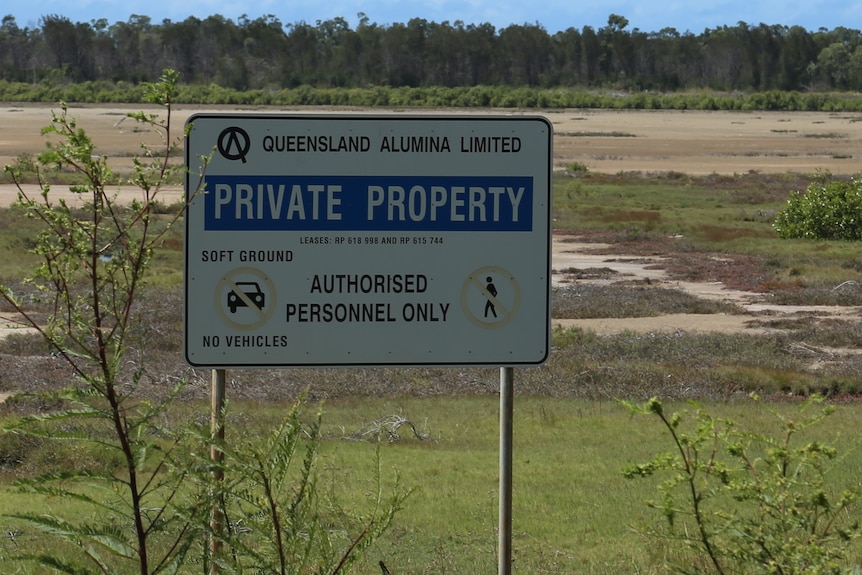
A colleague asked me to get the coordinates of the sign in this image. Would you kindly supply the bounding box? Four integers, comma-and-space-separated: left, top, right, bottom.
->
184, 114, 552, 367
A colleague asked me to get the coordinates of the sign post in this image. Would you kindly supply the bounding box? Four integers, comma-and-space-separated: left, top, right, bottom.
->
499, 366, 514, 575
184, 113, 552, 574
210, 369, 225, 575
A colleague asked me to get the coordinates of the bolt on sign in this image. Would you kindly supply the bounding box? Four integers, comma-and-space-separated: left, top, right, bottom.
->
184, 114, 552, 368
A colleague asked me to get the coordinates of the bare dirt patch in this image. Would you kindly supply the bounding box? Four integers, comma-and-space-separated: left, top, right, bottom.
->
550, 236, 862, 335
0, 313, 39, 340
552, 108, 862, 176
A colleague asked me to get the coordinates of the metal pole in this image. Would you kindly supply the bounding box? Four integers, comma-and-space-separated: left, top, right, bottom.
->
210, 369, 226, 575
499, 366, 514, 575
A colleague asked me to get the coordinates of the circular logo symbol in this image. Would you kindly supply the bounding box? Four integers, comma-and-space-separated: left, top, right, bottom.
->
217, 126, 251, 163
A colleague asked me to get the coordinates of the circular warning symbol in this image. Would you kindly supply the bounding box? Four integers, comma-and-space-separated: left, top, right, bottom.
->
215, 267, 277, 330
460, 266, 521, 329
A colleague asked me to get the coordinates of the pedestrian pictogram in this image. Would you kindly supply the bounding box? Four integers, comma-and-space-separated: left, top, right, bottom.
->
461, 266, 521, 329
215, 267, 276, 330
484, 276, 498, 318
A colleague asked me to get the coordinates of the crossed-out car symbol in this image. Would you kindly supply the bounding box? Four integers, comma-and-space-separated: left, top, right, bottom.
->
227, 281, 266, 313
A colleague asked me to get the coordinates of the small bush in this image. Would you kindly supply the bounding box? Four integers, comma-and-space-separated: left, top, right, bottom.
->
565, 161, 590, 175
624, 395, 862, 575
774, 174, 862, 240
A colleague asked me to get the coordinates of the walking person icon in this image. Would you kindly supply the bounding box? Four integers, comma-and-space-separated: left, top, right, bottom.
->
461, 266, 521, 330
484, 276, 498, 318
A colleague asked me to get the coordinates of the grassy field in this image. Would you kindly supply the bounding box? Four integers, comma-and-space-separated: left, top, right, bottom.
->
2, 111, 862, 573
2, 396, 862, 574
326, 396, 862, 574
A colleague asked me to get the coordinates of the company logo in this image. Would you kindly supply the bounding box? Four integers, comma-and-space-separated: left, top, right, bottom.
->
217, 127, 251, 163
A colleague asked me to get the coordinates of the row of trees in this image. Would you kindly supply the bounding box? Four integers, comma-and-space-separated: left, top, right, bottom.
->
4, 13, 862, 92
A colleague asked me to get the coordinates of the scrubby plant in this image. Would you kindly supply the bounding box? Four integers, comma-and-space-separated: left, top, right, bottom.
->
0, 69, 197, 575
195, 396, 411, 575
774, 172, 862, 240
564, 161, 590, 175
0, 69, 407, 574
623, 394, 862, 575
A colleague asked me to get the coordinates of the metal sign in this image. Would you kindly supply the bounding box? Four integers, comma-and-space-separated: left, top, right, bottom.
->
184, 114, 552, 367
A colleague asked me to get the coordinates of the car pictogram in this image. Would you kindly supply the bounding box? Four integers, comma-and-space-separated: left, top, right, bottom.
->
227, 281, 266, 313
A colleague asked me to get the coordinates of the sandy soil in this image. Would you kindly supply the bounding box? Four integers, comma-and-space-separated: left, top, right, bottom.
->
550, 238, 862, 335
2, 103, 861, 337
550, 107, 862, 175
2, 103, 862, 178
0, 313, 39, 341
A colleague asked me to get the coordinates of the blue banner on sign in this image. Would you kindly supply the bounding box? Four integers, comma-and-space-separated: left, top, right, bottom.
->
202, 175, 534, 231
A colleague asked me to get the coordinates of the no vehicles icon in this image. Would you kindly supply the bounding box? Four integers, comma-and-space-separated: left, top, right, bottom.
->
215, 267, 277, 330
460, 266, 521, 329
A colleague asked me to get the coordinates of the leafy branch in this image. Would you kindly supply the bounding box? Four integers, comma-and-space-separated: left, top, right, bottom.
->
0, 69, 204, 575
622, 394, 862, 575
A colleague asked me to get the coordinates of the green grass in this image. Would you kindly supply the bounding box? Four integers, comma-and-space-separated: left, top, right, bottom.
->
307, 396, 862, 574
7, 396, 860, 574
0, 204, 186, 297
553, 171, 795, 240
0, 207, 41, 284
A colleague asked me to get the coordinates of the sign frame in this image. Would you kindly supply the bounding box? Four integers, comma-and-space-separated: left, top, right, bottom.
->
183, 113, 552, 368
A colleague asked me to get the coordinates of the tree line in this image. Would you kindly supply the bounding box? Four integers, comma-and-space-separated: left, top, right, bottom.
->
3, 12, 862, 93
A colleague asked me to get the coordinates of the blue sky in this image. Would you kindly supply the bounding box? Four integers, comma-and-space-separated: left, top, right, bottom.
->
6, 0, 862, 34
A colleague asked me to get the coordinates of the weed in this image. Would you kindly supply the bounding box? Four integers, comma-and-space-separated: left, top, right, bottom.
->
564, 161, 590, 175
624, 395, 862, 575
804, 132, 847, 138
552, 284, 741, 319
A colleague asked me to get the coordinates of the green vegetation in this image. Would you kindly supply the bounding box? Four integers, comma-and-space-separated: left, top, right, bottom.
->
553, 170, 862, 303
553, 170, 799, 238
1, 86, 862, 573
774, 173, 862, 240
4, 82, 862, 112
6, 13, 862, 95
4, 397, 862, 574
625, 395, 862, 575
0, 72, 405, 574
0, 72, 200, 575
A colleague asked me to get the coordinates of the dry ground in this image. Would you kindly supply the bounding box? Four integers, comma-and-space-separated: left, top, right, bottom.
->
3, 104, 862, 176
1, 104, 862, 338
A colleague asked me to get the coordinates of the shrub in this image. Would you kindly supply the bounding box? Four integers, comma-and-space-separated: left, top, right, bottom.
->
0, 69, 408, 575
774, 173, 862, 240
1, 70, 200, 574
623, 395, 862, 575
